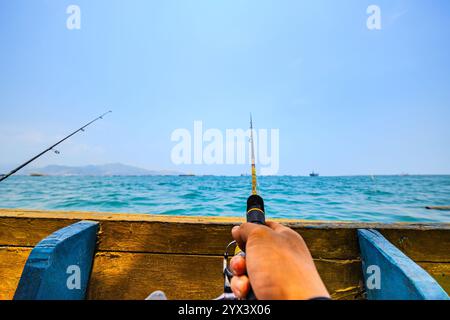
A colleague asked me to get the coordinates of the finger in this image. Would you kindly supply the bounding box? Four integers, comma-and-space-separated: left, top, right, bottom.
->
235, 222, 268, 244
265, 221, 287, 232
230, 254, 247, 276
230, 275, 250, 299
231, 225, 245, 250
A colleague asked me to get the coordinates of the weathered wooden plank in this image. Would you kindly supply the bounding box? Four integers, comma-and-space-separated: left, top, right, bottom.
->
0, 217, 76, 248
1, 246, 448, 300
2, 208, 450, 229
1, 209, 449, 261
14, 221, 99, 300
358, 229, 449, 300
0, 216, 370, 259
1, 209, 450, 300
97, 220, 362, 260
315, 259, 364, 300
0, 247, 31, 300
88, 253, 223, 300
87, 251, 362, 300
419, 262, 450, 295
0, 215, 360, 259
380, 229, 450, 263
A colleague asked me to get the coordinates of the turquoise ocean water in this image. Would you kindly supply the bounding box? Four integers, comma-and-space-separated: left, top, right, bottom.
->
0, 175, 449, 222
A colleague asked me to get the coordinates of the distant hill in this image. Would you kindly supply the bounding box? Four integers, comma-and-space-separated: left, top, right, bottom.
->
20, 163, 182, 176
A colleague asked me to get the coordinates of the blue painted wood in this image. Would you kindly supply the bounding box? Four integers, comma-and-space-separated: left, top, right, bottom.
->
14, 221, 99, 300
358, 229, 449, 300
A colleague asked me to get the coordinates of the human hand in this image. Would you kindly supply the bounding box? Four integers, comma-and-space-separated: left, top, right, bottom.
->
230, 221, 330, 300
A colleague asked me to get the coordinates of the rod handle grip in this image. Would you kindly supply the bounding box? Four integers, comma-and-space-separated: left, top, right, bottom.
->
246, 194, 265, 224
244, 194, 266, 300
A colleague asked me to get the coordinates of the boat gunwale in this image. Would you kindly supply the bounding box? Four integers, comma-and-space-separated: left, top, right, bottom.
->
0, 208, 449, 230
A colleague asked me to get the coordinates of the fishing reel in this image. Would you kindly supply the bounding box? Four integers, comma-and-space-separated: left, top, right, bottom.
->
214, 240, 240, 300
215, 194, 266, 300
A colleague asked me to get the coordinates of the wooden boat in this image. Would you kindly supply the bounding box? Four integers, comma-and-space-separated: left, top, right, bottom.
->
29, 173, 46, 177
0, 208, 449, 300
426, 206, 450, 211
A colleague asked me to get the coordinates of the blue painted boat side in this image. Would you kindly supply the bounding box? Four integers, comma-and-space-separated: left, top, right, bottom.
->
14, 220, 99, 300
358, 229, 449, 300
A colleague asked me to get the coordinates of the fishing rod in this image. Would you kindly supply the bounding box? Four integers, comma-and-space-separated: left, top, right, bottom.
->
247, 113, 266, 225
216, 114, 266, 300
0, 111, 112, 183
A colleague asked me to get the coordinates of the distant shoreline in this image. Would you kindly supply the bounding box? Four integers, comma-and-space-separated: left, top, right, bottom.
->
2, 163, 449, 178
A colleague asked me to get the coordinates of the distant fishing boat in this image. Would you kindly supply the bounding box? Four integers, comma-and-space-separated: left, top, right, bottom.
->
309, 172, 319, 177
179, 173, 195, 177
425, 206, 450, 211
29, 173, 45, 177
400, 173, 410, 177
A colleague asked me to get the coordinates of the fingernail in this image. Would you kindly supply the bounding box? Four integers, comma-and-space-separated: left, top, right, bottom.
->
232, 226, 239, 232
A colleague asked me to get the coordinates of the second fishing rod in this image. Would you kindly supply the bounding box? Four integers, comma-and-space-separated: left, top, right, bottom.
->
0, 111, 112, 183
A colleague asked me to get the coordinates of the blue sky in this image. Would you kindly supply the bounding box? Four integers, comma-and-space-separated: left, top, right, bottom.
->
1, 0, 449, 175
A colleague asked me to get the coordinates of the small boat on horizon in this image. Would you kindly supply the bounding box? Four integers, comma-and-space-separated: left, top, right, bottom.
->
309, 172, 319, 177
400, 172, 410, 176
30, 173, 46, 177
